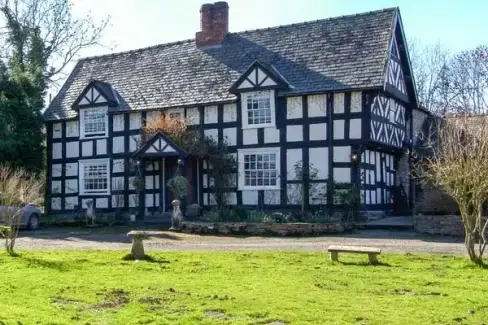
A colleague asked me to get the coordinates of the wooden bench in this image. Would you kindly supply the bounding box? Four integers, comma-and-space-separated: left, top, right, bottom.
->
328, 245, 381, 264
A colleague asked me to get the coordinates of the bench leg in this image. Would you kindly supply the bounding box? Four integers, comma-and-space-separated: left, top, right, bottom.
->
330, 251, 338, 262
368, 253, 378, 264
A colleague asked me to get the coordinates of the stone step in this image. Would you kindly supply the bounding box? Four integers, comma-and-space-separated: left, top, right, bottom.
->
363, 216, 414, 231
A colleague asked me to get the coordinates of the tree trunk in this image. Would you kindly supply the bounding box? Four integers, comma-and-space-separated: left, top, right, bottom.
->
465, 230, 484, 265
3, 223, 19, 256
5, 236, 16, 256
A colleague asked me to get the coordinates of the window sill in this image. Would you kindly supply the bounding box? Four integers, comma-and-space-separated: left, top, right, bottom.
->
79, 135, 108, 140
238, 186, 280, 191
79, 192, 111, 196
241, 124, 276, 130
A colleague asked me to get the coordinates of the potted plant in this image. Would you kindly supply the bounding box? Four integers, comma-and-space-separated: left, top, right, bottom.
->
167, 174, 188, 230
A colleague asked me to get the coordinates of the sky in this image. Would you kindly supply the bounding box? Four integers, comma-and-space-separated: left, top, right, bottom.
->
55, 0, 486, 92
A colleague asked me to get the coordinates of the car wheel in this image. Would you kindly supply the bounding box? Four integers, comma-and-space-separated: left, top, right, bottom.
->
28, 214, 40, 230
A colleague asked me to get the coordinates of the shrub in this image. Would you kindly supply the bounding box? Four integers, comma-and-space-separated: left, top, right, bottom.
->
232, 206, 249, 221
166, 175, 189, 200
0, 164, 44, 255
200, 209, 219, 222
304, 210, 332, 223
331, 183, 362, 222
245, 210, 270, 223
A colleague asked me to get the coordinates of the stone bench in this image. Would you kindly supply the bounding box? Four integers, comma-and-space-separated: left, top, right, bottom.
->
127, 230, 150, 260
328, 245, 381, 264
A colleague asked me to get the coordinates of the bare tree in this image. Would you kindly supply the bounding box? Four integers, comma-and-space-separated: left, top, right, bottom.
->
448, 46, 488, 114
0, 164, 43, 255
408, 38, 450, 113
409, 39, 488, 115
419, 117, 488, 265
0, 0, 110, 84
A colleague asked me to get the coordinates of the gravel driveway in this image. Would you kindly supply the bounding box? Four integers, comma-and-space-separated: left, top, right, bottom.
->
15, 227, 466, 255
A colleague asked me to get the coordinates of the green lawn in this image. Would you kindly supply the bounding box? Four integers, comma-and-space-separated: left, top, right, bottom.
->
0, 251, 487, 325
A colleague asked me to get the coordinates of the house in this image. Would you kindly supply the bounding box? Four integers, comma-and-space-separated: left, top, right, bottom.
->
43, 2, 421, 219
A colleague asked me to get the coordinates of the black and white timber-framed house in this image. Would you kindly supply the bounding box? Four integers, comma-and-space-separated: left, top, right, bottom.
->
43, 2, 420, 218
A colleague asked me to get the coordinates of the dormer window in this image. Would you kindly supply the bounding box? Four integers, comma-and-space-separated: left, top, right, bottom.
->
73, 80, 118, 139
241, 90, 275, 129
229, 60, 290, 129
80, 106, 108, 139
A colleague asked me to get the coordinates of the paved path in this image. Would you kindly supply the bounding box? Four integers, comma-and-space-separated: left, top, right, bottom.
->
366, 216, 413, 227
15, 227, 466, 255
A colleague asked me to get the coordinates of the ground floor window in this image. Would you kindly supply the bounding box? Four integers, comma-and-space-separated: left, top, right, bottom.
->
238, 148, 280, 190
79, 159, 110, 195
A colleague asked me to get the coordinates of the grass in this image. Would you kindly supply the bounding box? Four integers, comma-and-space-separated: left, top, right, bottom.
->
0, 251, 487, 324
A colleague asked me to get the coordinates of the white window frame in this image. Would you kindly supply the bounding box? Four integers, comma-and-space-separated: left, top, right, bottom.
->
238, 147, 280, 190
79, 159, 111, 196
79, 106, 109, 139
241, 90, 276, 129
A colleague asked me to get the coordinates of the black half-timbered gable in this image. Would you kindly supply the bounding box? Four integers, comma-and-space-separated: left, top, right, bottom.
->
43, 4, 419, 217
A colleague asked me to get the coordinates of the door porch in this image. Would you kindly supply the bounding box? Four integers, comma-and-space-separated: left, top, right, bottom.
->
132, 131, 199, 220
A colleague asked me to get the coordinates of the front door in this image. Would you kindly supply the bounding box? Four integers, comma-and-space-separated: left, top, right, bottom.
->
160, 157, 197, 213
162, 157, 178, 212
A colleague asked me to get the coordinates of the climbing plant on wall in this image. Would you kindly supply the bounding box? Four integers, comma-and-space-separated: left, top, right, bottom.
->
142, 114, 237, 214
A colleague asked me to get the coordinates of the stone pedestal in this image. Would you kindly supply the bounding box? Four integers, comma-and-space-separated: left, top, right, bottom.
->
127, 230, 149, 260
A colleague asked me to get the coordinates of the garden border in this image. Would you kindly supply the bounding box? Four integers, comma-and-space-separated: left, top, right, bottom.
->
413, 214, 466, 237
180, 221, 354, 236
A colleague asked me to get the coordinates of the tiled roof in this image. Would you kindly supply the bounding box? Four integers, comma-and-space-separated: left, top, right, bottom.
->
448, 114, 488, 130
44, 7, 397, 121
414, 114, 488, 158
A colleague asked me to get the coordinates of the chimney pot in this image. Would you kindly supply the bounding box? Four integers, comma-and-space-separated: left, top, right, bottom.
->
201, 3, 213, 10
213, 1, 229, 9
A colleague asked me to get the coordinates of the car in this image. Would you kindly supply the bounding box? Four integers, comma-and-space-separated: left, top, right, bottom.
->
0, 194, 41, 230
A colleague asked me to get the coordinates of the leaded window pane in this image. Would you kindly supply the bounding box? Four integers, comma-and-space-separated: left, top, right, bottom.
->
246, 93, 272, 125
242, 152, 278, 188
83, 107, 107, 135
82, 162, 109, 193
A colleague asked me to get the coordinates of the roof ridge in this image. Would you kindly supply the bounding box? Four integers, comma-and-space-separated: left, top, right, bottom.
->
78, 7, 397, 63
79, 38, 195, 61
233, 7, 398, 35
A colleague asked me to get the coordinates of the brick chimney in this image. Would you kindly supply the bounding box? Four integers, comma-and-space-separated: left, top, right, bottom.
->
195, 2, 229, 48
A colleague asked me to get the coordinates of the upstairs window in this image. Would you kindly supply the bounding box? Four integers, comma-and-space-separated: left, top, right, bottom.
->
241, 90, 275, 128
80, 107, 108, 138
